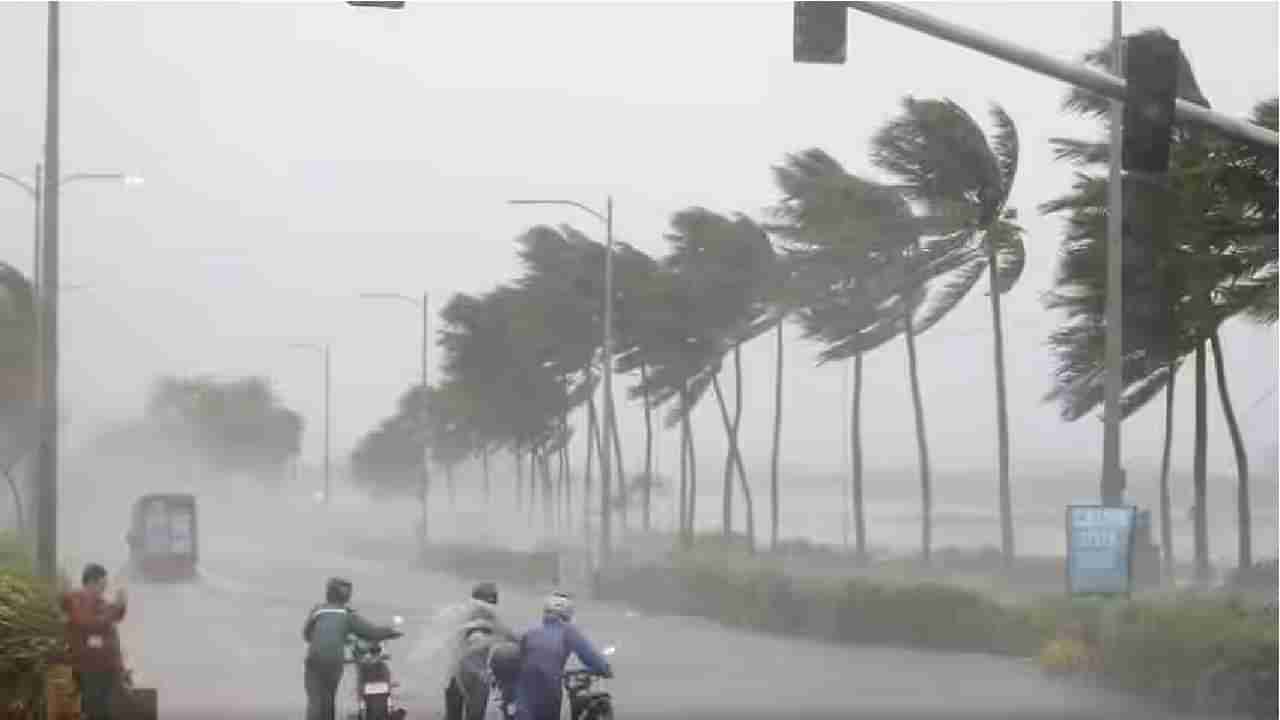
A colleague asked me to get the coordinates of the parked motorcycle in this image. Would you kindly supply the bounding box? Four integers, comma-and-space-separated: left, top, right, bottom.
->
346, 615, 408, 720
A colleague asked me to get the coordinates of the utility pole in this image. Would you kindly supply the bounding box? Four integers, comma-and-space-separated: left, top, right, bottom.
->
357, 290, 431, 541
420, 292, 430, 546
323, 344, 331, 506
35, 0, 60, 581
1101, 2, 1125, 506
506, 196, 617, 567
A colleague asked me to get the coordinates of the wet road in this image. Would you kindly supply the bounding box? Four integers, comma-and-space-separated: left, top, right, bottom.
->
63, 489, 1198, 720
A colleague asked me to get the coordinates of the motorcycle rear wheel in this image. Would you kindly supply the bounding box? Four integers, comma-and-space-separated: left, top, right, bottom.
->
362, 694, 389, 720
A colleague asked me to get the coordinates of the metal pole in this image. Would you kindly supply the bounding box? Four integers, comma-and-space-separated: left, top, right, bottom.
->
599, 196, 615, 568
28, 164, 43, 551
420, 292, 430, 546
36, 0, 60, 581
32, 164, 42, 300
846, 2, 1279, 150
323, 344, 331, 506
1102, 2, 1124, 506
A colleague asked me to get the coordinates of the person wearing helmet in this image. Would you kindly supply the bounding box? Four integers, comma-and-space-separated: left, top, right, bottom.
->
513, 591, 612, 720
446, 581, 519, 720
302, 577, 402, 720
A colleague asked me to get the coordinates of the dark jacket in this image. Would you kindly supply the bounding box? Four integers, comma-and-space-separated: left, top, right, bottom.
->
61, 589, 127, 673
302, 603, 398, 665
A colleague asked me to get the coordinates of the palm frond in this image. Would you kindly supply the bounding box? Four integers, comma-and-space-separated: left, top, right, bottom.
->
990, 103, 1020, 200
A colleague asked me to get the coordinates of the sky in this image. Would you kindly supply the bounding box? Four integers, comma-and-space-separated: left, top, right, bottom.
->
0, 1, 1276, 512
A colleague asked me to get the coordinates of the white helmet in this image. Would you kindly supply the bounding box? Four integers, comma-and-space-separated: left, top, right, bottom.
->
543, 591, 574, 621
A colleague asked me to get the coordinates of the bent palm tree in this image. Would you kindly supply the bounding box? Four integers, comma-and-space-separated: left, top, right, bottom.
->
870, 98, 1028, 566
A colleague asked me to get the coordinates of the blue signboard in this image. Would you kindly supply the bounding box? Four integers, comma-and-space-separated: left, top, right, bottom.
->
1066, 505, 1137, 596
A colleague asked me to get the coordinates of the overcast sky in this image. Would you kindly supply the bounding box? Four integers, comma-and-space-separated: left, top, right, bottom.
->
0, 2, 1275, 503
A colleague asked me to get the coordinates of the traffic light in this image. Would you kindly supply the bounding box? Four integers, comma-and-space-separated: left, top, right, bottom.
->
794, 2, 847, 64
347, 1, 406, 8
1122, 32, 1180, 174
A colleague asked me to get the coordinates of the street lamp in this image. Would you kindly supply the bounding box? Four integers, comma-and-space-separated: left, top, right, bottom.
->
357, 290, 432, 545
507, 196, 616, 567
0, 167, 141, 297
290, 342, 332, 506
1, 162, 140, 579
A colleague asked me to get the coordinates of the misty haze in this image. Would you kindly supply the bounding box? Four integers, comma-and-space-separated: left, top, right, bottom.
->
0, 3, 1276, 720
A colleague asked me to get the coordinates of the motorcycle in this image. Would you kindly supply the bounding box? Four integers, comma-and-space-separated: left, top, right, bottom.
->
345, 615, 409, 720
486, 644, 616, 720
563, 645, 616, 720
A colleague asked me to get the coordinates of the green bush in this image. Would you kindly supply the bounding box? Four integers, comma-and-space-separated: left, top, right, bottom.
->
1096, 597, 1278, 714
0, 532, 33, 575
0, 562, 66, 717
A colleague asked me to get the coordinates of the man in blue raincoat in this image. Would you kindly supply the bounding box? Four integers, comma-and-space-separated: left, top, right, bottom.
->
514, 591, 612, 720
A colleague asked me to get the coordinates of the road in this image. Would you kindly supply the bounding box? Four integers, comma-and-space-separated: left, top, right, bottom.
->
67, 489, 1202, 720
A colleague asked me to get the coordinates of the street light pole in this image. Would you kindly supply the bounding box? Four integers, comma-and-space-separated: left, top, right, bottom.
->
507, 197, 615, 567
291, 342, 332, 505
35, 0, 60, 581
357, 291, 431, 544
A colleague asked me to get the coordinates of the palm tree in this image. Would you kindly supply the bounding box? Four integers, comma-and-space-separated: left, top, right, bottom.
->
1042, 31, 1275, 577
611, 245, 665, 533
622, 266, 720, 548
662, 208, 775, 549
0, 263, 36, 537
868, 98, 1028, 567
769, 148, 957, 562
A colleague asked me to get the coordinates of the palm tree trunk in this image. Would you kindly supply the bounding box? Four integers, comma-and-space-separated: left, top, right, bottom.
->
641, 362, 654, 534
585, 397, 598, 541
567, 442, 574, 532
679, 399, 689, 544
732, 346, 755, 551
770, 321, 784, 551
514, 448, 524, 512
852, 351, 867, 562
1193, 341, 1210, 586
529, 450, 538, 526
446, 464, 456, 509
1210, 331, 1251, 569
607, 385, 628, 534
3, 466, 24, 538
713, 374, 735, 540
986, 244, 1014, 569
687, 411, 699, 546
1159, 368, 1176, 582
482, 448, 491, 506
541, 450, 554, 534
903, 309, 934, 566
681, 382, 698, 547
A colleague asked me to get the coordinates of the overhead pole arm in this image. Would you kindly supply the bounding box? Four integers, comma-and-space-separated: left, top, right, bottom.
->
846, 2, 1279, 149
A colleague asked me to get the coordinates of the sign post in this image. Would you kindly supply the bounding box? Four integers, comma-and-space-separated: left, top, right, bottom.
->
1066, 504, 1138, 597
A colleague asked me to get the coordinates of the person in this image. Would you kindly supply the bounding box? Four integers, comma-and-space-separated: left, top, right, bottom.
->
61, 563, 128, 720
302, 577, 402, 720
445, 581, 519, 720
513, 591, 612, 720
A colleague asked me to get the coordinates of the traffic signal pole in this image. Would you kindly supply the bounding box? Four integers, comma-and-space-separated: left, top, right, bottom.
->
1101, 2, 1124, 506
843, 2, 1278, 150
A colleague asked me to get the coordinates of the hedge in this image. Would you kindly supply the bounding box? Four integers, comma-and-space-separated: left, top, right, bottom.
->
412, 536, 1275, 717
593, 547, 1278, 717
0, 534, 68, 719
417, 542, 559, 589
